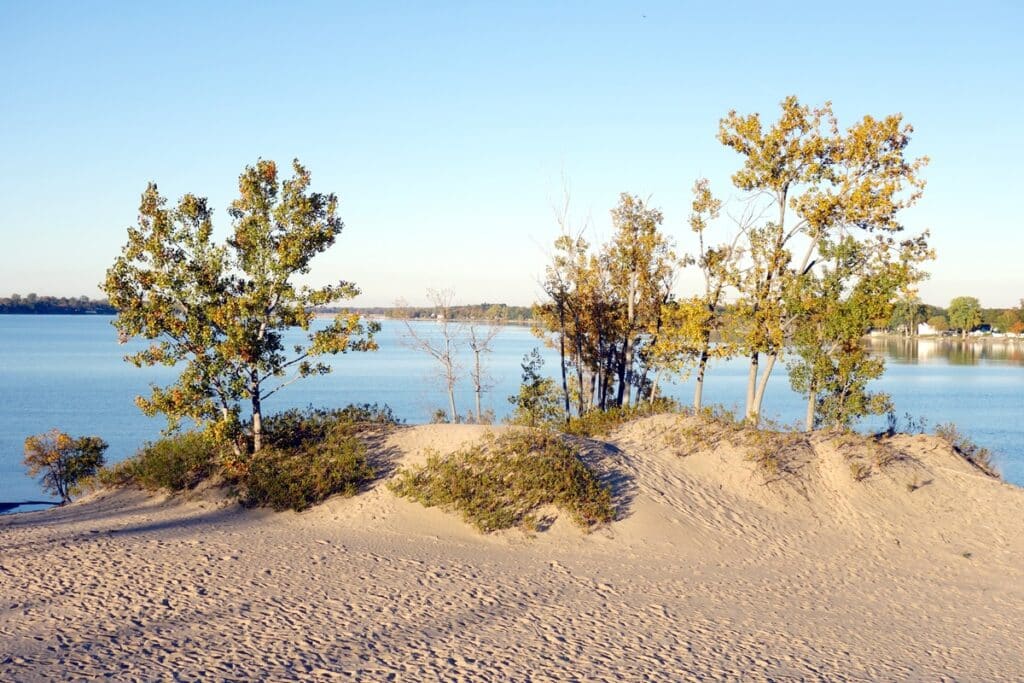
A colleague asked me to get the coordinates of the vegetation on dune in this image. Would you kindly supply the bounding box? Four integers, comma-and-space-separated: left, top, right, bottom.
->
389, 430, 615, 533
23, 430, 108, 503
89, 405, 398, 511
935, 423, 1000, 479
29, 96, 1007, 525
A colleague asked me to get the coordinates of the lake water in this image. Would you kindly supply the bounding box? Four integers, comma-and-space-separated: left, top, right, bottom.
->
2, 316, 1022, 508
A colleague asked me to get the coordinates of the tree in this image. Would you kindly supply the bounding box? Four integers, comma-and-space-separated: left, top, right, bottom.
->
507, 349, 562, 427
927, 315, 949, 333
23, 429, 107, 503
681, 178, 742, 410
718, 96, 928, 423
785, 235, 929, 430
948, 296, 982, 337
604, 193, 680, 407
400, 289, 463, 422
104, 159, 377, 454
466, 315, 503, 423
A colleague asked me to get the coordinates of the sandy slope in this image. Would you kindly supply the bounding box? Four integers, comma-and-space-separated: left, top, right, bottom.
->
2, 417, 1023, 681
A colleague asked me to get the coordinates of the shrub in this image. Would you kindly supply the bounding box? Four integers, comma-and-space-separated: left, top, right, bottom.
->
389, 430, 615, 533
935, 423, 999, 479
102, 431, 220, 492
259, 404, 399, 451
23, 429, 108, 503
240, 427, 373, 511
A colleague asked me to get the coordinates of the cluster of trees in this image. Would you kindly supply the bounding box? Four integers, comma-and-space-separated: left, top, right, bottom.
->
0, 294, 115, 314
889, 296, 1024, 336
534, 97, 932, 431
89, 96, 940, 466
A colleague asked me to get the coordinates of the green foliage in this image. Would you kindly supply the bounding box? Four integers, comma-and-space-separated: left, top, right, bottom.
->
103, 159, 379, 453
507, 349, 564, 427
785, 235, 929, 430
94, 405, 389, 511
240, 436, 373, 512
926, 315, 948, 332
100, 431, 221, 492
23, 429, 108, 503
935, 423, 999, 479
948, 296, 982, 336
389, 430, 615, 533
257, 404, 398, 451
718, 96, 930, 423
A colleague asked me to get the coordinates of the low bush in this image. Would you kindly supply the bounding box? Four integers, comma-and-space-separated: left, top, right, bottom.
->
94, 404, 396, 510
240, 429, 373, 511
389, 430, 615, 533
935, 423, 999, 479
259, 404, 399, 451
100, 431, 221, 492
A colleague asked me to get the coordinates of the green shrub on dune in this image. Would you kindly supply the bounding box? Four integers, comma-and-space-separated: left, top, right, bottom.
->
390, 430, 615, 533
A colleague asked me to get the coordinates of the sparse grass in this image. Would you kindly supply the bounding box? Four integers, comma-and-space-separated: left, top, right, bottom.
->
663, 405, 745, 456
935, 423, 1000, 479
849, 461, 871, 482
564, 398, 682, 438
389, 430, 615, 533
833, 430, 914, 483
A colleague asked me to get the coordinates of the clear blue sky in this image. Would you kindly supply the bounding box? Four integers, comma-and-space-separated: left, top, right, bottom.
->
1, 1, 1021, 307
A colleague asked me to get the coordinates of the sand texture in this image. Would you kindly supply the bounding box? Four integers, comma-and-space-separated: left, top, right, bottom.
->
2, 417, 1023, 681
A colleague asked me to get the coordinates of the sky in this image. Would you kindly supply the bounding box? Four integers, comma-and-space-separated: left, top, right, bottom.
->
1, 1, 1022, 308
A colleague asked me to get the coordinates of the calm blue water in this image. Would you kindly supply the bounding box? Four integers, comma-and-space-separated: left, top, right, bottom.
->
2, 316, 1022, 507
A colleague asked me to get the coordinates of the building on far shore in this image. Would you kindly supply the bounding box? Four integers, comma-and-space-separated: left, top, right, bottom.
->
917, 321, 939, 336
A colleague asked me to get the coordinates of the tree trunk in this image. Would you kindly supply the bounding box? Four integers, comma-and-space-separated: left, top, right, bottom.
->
694, 347, 710, 411
251, 390, 262, 453
650, 370, 662, 404
474, 350, 482, 423
558, 308, 570, 423
750, 353, 777, 426
745, 351, 759, 422
805, 382, 816, 432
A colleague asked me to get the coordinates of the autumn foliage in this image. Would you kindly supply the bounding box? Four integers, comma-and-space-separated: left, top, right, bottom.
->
23, 429, 107, 503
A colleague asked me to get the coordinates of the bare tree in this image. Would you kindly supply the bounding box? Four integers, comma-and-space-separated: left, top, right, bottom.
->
399, 289, 463, 422
466, 316, 503, 423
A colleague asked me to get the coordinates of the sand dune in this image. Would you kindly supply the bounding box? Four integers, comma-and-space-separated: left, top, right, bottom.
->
2, 416, 1023, 681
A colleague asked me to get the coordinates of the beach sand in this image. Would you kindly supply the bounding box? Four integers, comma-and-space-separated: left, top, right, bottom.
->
2, 417, 1023, 681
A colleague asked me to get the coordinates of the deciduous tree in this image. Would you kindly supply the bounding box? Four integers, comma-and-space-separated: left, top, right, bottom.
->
718, 97, 928, 423
104, 159, 377, 454
23, 429, 107, 503
948, 296, 982, 337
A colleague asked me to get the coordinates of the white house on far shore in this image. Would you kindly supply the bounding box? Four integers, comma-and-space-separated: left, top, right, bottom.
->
917, 322, 939, 336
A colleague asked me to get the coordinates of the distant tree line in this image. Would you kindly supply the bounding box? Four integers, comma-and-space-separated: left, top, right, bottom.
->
325, 303, 533, 322
885, 297, 1024, 336
0, 293, 115, 314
